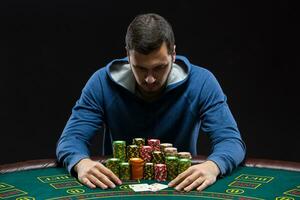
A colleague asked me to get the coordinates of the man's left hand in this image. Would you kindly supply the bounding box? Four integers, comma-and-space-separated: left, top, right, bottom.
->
168, 160, 220, 192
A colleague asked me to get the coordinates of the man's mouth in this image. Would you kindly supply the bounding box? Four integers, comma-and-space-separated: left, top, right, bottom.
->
146, 84, 156, 89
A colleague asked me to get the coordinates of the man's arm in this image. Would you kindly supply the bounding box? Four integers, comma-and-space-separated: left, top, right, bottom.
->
56, 71, 121, 189
199, 71, 246, 175
169, 70, 246, 191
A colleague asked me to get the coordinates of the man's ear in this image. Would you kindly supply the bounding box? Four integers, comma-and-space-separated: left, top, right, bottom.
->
126, 49, 131, 62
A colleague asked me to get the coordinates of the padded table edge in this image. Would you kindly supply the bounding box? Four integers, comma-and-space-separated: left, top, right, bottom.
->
1, 156, 299, 174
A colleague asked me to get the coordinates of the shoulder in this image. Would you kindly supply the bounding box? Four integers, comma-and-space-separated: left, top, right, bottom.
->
187, 64, 218, 91
185, 64, 224, 103
83, 68, 106, 90
175, 56, 216, 87
190, 64, 214, 80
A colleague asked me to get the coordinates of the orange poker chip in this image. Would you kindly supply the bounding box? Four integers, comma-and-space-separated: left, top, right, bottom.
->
129, 158, 144, 164
129, 158, 144, 180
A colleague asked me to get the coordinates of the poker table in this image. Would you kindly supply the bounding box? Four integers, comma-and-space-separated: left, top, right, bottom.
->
1, 156, 300, 200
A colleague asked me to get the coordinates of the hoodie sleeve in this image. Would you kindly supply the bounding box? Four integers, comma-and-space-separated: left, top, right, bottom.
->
199, 70, 246, 175
56, 71, 105, 174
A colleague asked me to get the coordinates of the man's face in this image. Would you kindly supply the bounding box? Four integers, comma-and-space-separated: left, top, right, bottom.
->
128, 43, 176, 98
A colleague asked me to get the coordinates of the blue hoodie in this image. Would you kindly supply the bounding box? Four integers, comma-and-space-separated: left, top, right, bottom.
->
56, 55, 246, 175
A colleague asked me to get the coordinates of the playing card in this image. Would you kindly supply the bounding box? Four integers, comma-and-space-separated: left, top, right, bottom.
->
128, 184, 151, 192
149, 183, 168, 191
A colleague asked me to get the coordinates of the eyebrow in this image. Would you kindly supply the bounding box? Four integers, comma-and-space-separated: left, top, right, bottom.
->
132, 62, 169, 69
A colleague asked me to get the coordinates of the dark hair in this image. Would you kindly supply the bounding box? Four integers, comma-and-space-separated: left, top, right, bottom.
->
125, 13, 175, 55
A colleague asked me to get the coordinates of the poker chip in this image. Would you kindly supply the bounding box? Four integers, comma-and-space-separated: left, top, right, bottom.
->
119, 162, 131, 180
113, 140, 126, 162
154, 164, 167, 181
177, 152, 192, 160
143, 162, 154, 180
129, 158, 145, 180
178, 158, 191, 174
164, 147, 178, 157
147, 139, 161, 151
160, 143, 173, 152
105, 158, 120, 178
140, 145, 153, 162
152, 151, 165, 164
165, 156, 179, 180
132, 138, 145, 148
127, 144, 139, 160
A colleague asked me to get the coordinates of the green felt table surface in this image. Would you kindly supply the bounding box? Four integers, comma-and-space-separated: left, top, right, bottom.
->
0, 166, 300, 200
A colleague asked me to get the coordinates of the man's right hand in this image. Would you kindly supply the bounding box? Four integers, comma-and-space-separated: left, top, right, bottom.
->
74, 158, 122, 189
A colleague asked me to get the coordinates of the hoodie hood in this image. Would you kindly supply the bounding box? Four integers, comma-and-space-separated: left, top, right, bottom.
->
107, 55, 191, 94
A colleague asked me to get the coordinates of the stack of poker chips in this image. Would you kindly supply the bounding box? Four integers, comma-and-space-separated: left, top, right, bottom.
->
147, 139, 160, 151
143, 163, 154, 179
127, 145, 139, 160
132, 138, 145, 148
140, 146, 153, 162
129, 158, 144, 180
165, 156, 179, 180
119, 162, 130, 180
112, 141, 126, 161
177, 152, 192, 175
106, 138, 192, 182
154, 164, 167, 181
178, 158, 192, 175
105, 158, 120, 178
152, 150, 165, 164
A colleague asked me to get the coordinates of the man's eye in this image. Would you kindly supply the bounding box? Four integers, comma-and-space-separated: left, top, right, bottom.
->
156, 65, 167, 71
137, 67, 147, 71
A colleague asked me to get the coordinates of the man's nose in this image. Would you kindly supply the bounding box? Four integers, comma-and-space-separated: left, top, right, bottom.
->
145, 73, 156, 84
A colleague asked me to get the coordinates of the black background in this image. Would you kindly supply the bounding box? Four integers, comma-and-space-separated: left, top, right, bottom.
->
1, 1, 298, 164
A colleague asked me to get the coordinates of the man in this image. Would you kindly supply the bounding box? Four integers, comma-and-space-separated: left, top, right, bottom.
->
56, 13, 246, 192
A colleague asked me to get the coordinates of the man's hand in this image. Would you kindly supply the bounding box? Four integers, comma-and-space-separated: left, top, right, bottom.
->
74, 158, 122, 189
168, 160, 220, 192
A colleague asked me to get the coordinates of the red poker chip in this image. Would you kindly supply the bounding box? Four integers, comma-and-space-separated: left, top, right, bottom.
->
140, 146, 153, 162
154, 164, 167, 181
148, 139, 161, 151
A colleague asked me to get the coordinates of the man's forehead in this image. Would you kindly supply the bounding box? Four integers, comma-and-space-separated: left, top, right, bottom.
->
128, 51, 170, 69
130, 57, 169, 67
